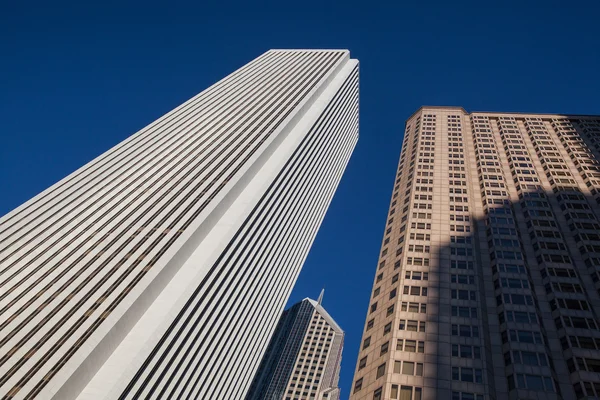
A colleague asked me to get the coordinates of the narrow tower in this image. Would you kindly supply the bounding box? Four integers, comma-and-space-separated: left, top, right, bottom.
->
246, 293, 344, 400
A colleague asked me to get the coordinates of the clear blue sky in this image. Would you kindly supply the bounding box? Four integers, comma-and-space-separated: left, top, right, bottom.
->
1, 0, 599, 396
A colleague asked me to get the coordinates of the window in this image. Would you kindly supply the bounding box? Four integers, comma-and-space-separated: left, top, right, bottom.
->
452, 306, 477, 318
451, 289, 476, 301
510, 373, 555, 392
373, 387, 382, 400
358, 356, 367, 370
452, 345, 481, 359
387, 305, 395, 316
384, 322, 392, 335
363, 336, 371, 349
353, 378, 363, 393
402, 361, 415, 375
452, 367, 483, 383
401, 386, 413, 400
399, 361, 423, 376
404, 286, 427, 296
394, 361, 402, 374
452, 324, 479, 337
367, 319, 375, 330
508, 329, 543, 344
380, 341, 389, 355
376, 363, 386, 378
390, 385, 399, 399
407, 320, 418, 331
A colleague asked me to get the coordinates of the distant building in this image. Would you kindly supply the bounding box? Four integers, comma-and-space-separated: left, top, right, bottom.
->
350, 107, 600, 400
247, 290, 344, 400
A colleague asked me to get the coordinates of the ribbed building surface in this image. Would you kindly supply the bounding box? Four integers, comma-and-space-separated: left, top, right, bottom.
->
0, 49, 359, 400
350, 107, 600, 400
246, 292, 344, 400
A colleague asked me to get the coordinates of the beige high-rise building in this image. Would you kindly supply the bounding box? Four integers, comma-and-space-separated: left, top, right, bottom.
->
350, 107, 600, 400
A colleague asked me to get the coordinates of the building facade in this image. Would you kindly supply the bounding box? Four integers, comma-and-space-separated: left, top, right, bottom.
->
350, 107, 600, 400
0, 50, 359, 400
246, 291, 344, 400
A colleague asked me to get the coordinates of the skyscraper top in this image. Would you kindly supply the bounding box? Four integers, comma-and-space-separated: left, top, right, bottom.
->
247, 295, 345, 400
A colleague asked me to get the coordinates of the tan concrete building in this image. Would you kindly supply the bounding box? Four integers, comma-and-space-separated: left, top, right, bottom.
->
350, 107, 600, 400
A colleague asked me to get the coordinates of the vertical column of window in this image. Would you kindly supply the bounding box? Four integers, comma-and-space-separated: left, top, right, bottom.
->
494, 117, 559, 395
523, 118, 600, 289
388, 117, 424, 398
287, 309, 315, 398
315, 319, 338, 397
437, 114, 481, 395
277, 304, 309, 399
294, 313, 330, 399
392, 114, 433, 397
573, 119, 600, 203
553, 119, 600, 205
525, 117, 600, 397
570, 119, 600, 312
550, 118, 600, 283
574, 119, 600, 158
525, 118, 579, 191
472, 116, 555, 395
351, 117, 418, 400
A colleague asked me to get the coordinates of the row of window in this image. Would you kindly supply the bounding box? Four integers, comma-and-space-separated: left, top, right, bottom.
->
504, 350, 548, 367
507, 373, 555, 392
501, 329, 544, 345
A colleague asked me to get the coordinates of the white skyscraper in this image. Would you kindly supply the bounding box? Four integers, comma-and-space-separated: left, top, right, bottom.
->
0, 50, 359, 400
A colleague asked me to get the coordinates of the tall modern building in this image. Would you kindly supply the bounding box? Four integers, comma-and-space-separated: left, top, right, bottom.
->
246, 290, 344, 400
0, 50, 358, 400
350, 107, 600, 400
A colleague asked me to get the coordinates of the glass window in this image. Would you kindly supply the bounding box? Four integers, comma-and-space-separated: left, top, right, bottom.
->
407, 320, 418, 331
353, 378, 363, 393
373, 387, 383, 400
414, 387, 422, 400
521, 351, 538, 366
376, 363, 386, 378
402, 361, 415, 375
526, 375, 544, 390
400, 386, 413, 400
461, 368, 473, 382
390, 385, 399, 399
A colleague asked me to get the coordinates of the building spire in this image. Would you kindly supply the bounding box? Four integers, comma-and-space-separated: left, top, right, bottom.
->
317, 288, 325, 305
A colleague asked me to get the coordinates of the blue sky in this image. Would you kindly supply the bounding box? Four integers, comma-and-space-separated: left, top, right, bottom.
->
1, 0, 599, 396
